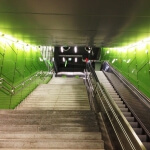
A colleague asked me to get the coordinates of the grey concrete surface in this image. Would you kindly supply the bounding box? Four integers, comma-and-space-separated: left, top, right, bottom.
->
0, 77, 105, 149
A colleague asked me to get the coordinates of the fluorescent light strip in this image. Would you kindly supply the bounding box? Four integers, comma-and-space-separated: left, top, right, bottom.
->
109, 37, 150, 52
74, 46, 77, 53
75, 58, 77, 62
63, 57, 65, 62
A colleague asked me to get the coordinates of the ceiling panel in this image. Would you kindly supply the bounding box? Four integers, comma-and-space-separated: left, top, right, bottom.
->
0, 0, 150, 47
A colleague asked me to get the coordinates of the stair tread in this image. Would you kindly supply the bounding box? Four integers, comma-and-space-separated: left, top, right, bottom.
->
0, 132, 102, 140
0, 140, 105, 149
0, 148, 105, 150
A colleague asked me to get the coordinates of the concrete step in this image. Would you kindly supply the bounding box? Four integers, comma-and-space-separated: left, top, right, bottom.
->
0, 125, 99, 133
0, 148, 105, 150
0, 119, 98, 126
20, 106, 90, 109
0, 132, 101, 140
0, 110, 95, 115
18, 107, 90, 110
0, 114, 96, 119
0, 139, 104, 149
21, 103, 89, 107
24, 101, 89, 104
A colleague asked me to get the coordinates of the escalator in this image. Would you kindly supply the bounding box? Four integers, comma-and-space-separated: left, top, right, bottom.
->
86, 62, 150, 150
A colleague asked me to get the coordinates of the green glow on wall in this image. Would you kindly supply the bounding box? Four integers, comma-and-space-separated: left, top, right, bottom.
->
0, 32, 52, 109
101, 37, 150, 98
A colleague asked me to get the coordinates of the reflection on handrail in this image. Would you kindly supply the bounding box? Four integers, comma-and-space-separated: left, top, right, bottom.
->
0, 77, 14, 89
96, 82, 145, 150
0, 78, 14, 95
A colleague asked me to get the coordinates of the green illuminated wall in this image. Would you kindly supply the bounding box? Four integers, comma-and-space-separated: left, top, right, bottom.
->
101, 42, 150, 98
0, 39, 51, 109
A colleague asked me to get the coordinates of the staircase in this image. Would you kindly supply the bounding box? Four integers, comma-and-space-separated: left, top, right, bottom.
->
0, 77, 105, 149
16, 77, 90, 110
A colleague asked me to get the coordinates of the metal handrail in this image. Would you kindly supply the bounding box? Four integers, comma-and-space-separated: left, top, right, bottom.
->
0, 85, 14, 95
0, 71, 47, 95
0, 77, 14, 89
0, 78, 14, 95
96, 82, 146, 150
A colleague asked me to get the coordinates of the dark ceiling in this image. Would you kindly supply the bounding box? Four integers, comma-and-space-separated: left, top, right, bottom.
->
0, 0, 150, 47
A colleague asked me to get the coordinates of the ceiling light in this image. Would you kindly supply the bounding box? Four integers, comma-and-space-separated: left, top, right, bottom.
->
68, 58, 72, 61
63, 57, 65, 62
74, 46, 77, 53
0, 32, 4, 36
61, 46, 64, 53
75, 58, 77, 62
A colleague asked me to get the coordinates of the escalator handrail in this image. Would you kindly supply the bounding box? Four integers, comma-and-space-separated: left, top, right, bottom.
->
96, 81, 146, 150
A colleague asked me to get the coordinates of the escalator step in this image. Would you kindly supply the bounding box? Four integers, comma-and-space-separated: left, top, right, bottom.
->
126, 117, 134, 122
143, 142, 150, 149
119, 108, 128, 112
115, 101, 124, 104
110, 95, 120, 98
138, 135, 147, 142
129, 122, 138, 128
133, 128, 143, 134
122, 112, 132, 117
117, 104, 126, 108
113, 98, 122, 101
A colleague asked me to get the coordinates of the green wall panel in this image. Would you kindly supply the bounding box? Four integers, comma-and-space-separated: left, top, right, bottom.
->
102, 41, 150, 98
2, 43, 17, 83
0, 36, 50, 109
128, 59, 138, 87
14, 47, 25, 84
0, 54, 3, 71
138, 63, 150, 97
136, 46, 149, 70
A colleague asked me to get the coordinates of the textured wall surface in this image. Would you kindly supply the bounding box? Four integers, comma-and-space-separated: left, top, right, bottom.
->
101, 42, 150, 98
0, 38, 51, 109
